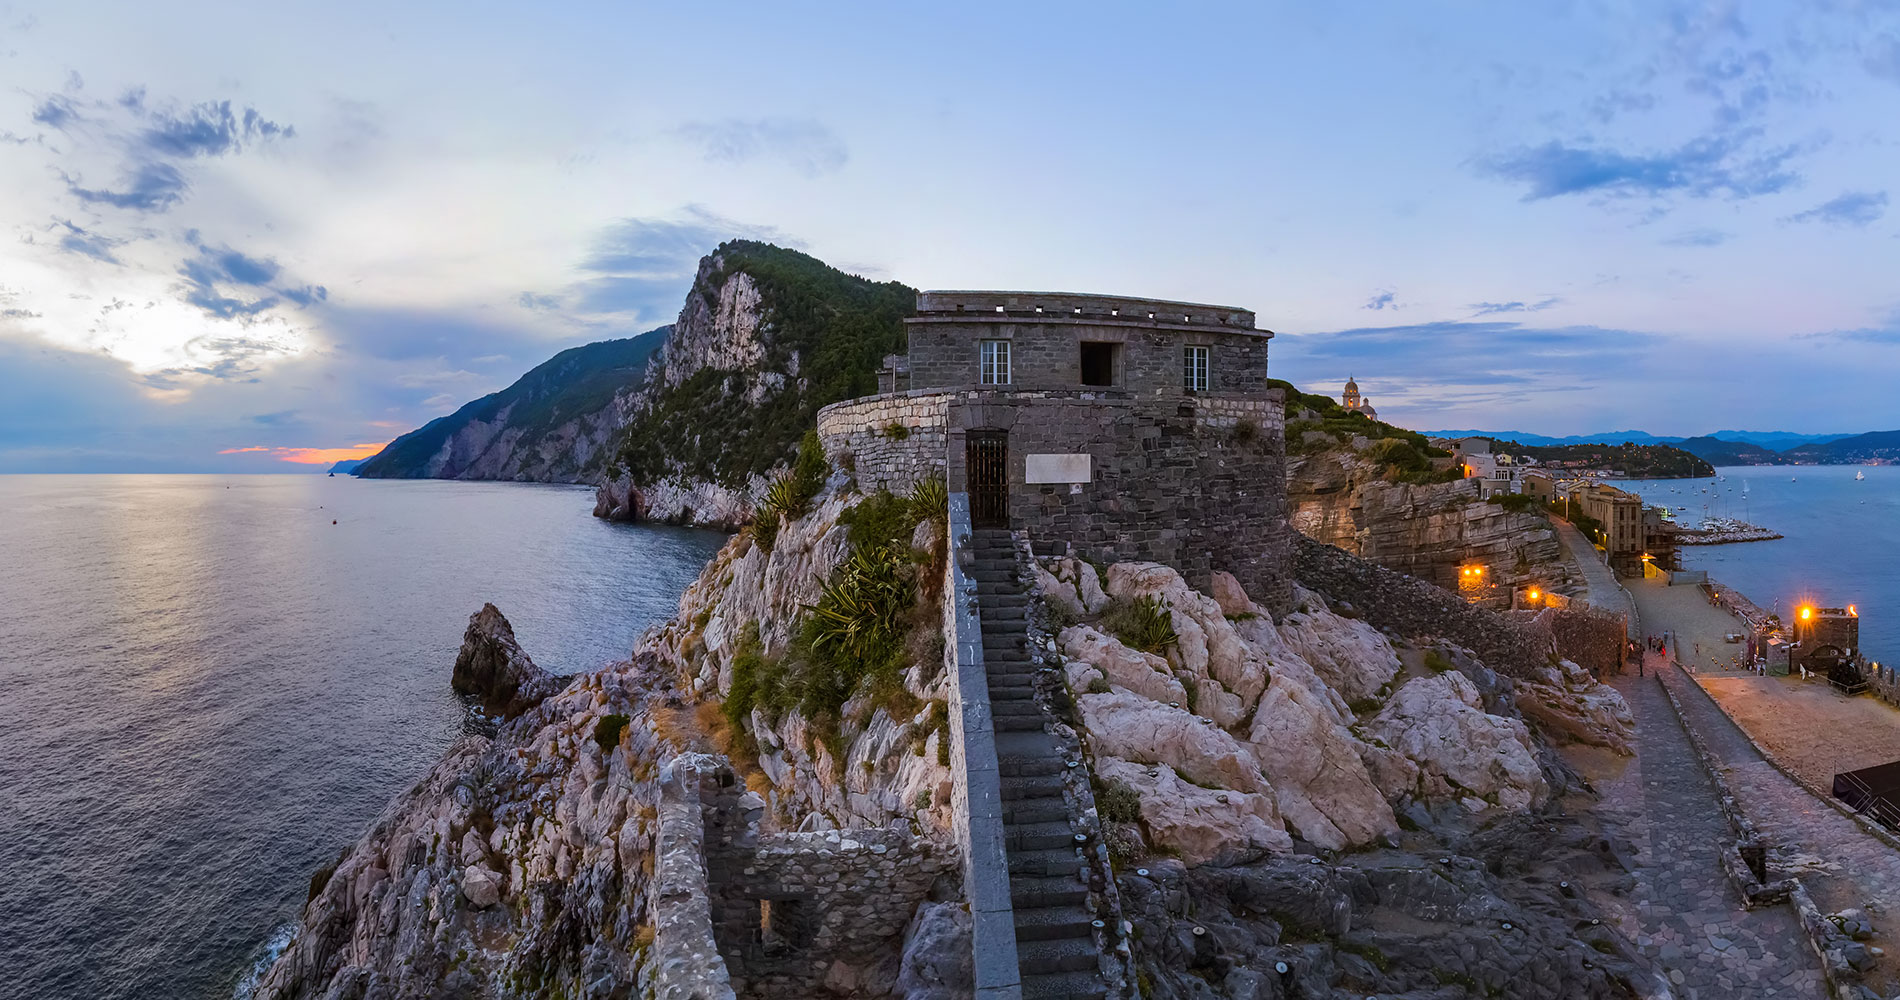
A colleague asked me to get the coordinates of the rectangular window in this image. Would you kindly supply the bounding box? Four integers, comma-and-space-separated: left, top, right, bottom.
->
980, 340, 1010, 385
1183, 346, 1210, 392
1079, 342, 1117, 386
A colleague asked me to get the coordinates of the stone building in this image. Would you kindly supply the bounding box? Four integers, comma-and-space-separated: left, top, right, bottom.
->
1574, 482, 1645, 574
822, 290, 1293, 612
1342, 376, 1378, 420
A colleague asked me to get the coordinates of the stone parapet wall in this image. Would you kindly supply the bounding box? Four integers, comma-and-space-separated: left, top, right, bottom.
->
1532, 605, 1629, 677
943, 492, 1023, 998
816, 392, 951, 495
651, 754, 742, 1000
1295, 535, 1554, 679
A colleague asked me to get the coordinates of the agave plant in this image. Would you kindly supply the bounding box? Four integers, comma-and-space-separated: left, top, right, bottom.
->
762, 474, 810, 520
907, 475, 948, 522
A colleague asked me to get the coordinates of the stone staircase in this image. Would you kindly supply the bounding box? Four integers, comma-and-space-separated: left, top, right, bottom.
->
968, 528, 1107, 1000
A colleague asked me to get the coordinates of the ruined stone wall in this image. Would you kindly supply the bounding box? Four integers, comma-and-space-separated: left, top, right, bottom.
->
714, 829, 956, 997
650, 753, 959, 1000
815, 393, 950, 494
1295, 535, 1556, 679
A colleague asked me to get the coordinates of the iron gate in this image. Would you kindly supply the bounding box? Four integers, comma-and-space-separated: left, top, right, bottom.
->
966, 430, 1009, 527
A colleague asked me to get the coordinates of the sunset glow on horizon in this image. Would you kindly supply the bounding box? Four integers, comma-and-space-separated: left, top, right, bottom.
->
218, 442, 391, 465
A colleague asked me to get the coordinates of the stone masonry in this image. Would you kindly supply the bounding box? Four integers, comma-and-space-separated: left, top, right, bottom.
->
649, 754, 957, 999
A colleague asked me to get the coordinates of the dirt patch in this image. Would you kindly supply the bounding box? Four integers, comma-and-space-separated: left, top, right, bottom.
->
1697, 674, 1900, 789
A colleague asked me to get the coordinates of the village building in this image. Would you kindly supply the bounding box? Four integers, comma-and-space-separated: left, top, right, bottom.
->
1574, 482, 1645, 573
822, 290, 1294, 612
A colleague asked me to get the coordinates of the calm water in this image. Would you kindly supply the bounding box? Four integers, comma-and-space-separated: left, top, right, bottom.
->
1615, 465, 1900, 657
0, 475, 724, 1000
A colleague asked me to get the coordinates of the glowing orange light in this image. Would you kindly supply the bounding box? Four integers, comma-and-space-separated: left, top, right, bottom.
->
1528, 589, 1541, 600
1799, 606, 1813, 621
1850, 604, 1859, 616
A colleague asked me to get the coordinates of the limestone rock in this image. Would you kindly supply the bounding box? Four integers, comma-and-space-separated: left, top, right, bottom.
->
1514, 659, 1635, 755
895, 900, 973, 999
1076, 688, 1277, 802
1035, 556, 1110, 616
1097, 756, 1290, 864
1059, 625, 1187, 705
1363, 672, 1550, 811
461, 865, 503, 909
1245, 674, 1399, 850
1103, 562, 1271, 721
451, 603, 560, 717
1277, 585, 1402, 703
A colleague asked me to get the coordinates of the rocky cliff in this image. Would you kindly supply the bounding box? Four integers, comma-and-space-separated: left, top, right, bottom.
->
1288, 445, 1574, 601
258, 451, 1670, 999
353, 330, 668, 483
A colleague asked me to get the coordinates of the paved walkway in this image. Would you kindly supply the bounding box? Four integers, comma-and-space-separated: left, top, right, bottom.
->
1593, 669, 1824, 999
1553, 517, 1640, 639
1632, 577, 1900, 995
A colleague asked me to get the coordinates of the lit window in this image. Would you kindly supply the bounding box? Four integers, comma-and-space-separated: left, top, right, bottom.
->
980, 339, 1011, 385
1183, 345, 1210, 391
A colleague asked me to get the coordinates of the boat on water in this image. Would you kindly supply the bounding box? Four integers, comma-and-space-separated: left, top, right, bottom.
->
1857, 470, 1866, 481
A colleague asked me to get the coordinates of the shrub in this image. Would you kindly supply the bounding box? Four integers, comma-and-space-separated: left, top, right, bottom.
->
1096, 778, 1143, 824
907, 474, 948, 523
882, 421, 910, 440
1491, 492, 1539, 513
593, 713, 631, 752
1423, 650, 1455, 673
1101, 595, 1179, 654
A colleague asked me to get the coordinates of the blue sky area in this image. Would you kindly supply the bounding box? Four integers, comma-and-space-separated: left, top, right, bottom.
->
4, 1, 1899, 470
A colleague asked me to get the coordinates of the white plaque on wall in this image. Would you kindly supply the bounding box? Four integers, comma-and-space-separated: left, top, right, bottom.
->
1025, 453, 1092, 484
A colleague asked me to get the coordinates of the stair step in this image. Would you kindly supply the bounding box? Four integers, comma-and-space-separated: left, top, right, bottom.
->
992, 699, 1042, 716
1001, 774, 1067, 800
1013, 905, 1097, 943
986, 667, 1035, 682
999, 755, 1064, 777
1008, 845, 1081, 877
1008, 820, 1080, 852
1005, 796, 1072, 825
1016, 937, 1101, 976
1020, 969, 1108, 999
985, 608, 1028, 622
981, 594, 1031, 609
987, 622, 1028, 636
1009, 873, 1089, 908
973, 568, 1018, 582
996, 715, 1046, 732
987, 686, 1036, 702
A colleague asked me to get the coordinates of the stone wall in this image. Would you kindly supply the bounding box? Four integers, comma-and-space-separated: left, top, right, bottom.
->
943, 492, 1024, 998
819, 390, 1294, 614
1295, 535, 1555, 679
905, 291, 1270, 398
649, 753, 959, 1000
815, 393, 950, 495
1532, 605, 1629, 677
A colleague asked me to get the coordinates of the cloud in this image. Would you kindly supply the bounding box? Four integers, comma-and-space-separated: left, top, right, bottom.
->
217, 441, 387, 464
675, 118, 848, 177
1363, 291, 1396, 311
1866, 34, 1900, 86
31, 94, 79, 129
1480, 132, 1798, 202
517, 291, 560, 311
565, 206, 798, 322
1783, 190, 1888, 228
174, 239, 325, 321
53, 218, 124, 263
68, 160, 188, 212
1663, 228, 1732, 247
138, 100, 292, 159
1468, 297, 1562, 316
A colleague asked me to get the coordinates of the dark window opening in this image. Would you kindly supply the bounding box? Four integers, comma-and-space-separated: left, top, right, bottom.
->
1080, 342, 1117, 386
759, 897, 815, 954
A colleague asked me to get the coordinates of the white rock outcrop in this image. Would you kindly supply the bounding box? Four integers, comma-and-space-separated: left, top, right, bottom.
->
1096, 757, 1290, 864
1363, 671, 1550, 811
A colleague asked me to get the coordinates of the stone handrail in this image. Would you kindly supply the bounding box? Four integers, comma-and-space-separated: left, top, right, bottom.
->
650, 754, 738, 1000
945, 491, 1022, 998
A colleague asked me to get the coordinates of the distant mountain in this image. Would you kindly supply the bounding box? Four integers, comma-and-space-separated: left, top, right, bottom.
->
1672, 436, 1781, 466
1780, 430, 1900, 465
1423, 428, 1850, 450
328, 459, 366, 474
354, 328, 669, 482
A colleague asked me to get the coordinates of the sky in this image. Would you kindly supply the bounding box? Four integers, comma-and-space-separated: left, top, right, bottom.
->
4, 1, 1900, 471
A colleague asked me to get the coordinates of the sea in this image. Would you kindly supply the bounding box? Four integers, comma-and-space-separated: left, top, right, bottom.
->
0, 475, 726, 1000
1612, 464, 1900, 658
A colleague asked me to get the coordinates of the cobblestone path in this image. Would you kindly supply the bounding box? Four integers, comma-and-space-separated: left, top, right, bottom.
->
1599, 670, 1825, 999
1657, 659, 1900, 995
